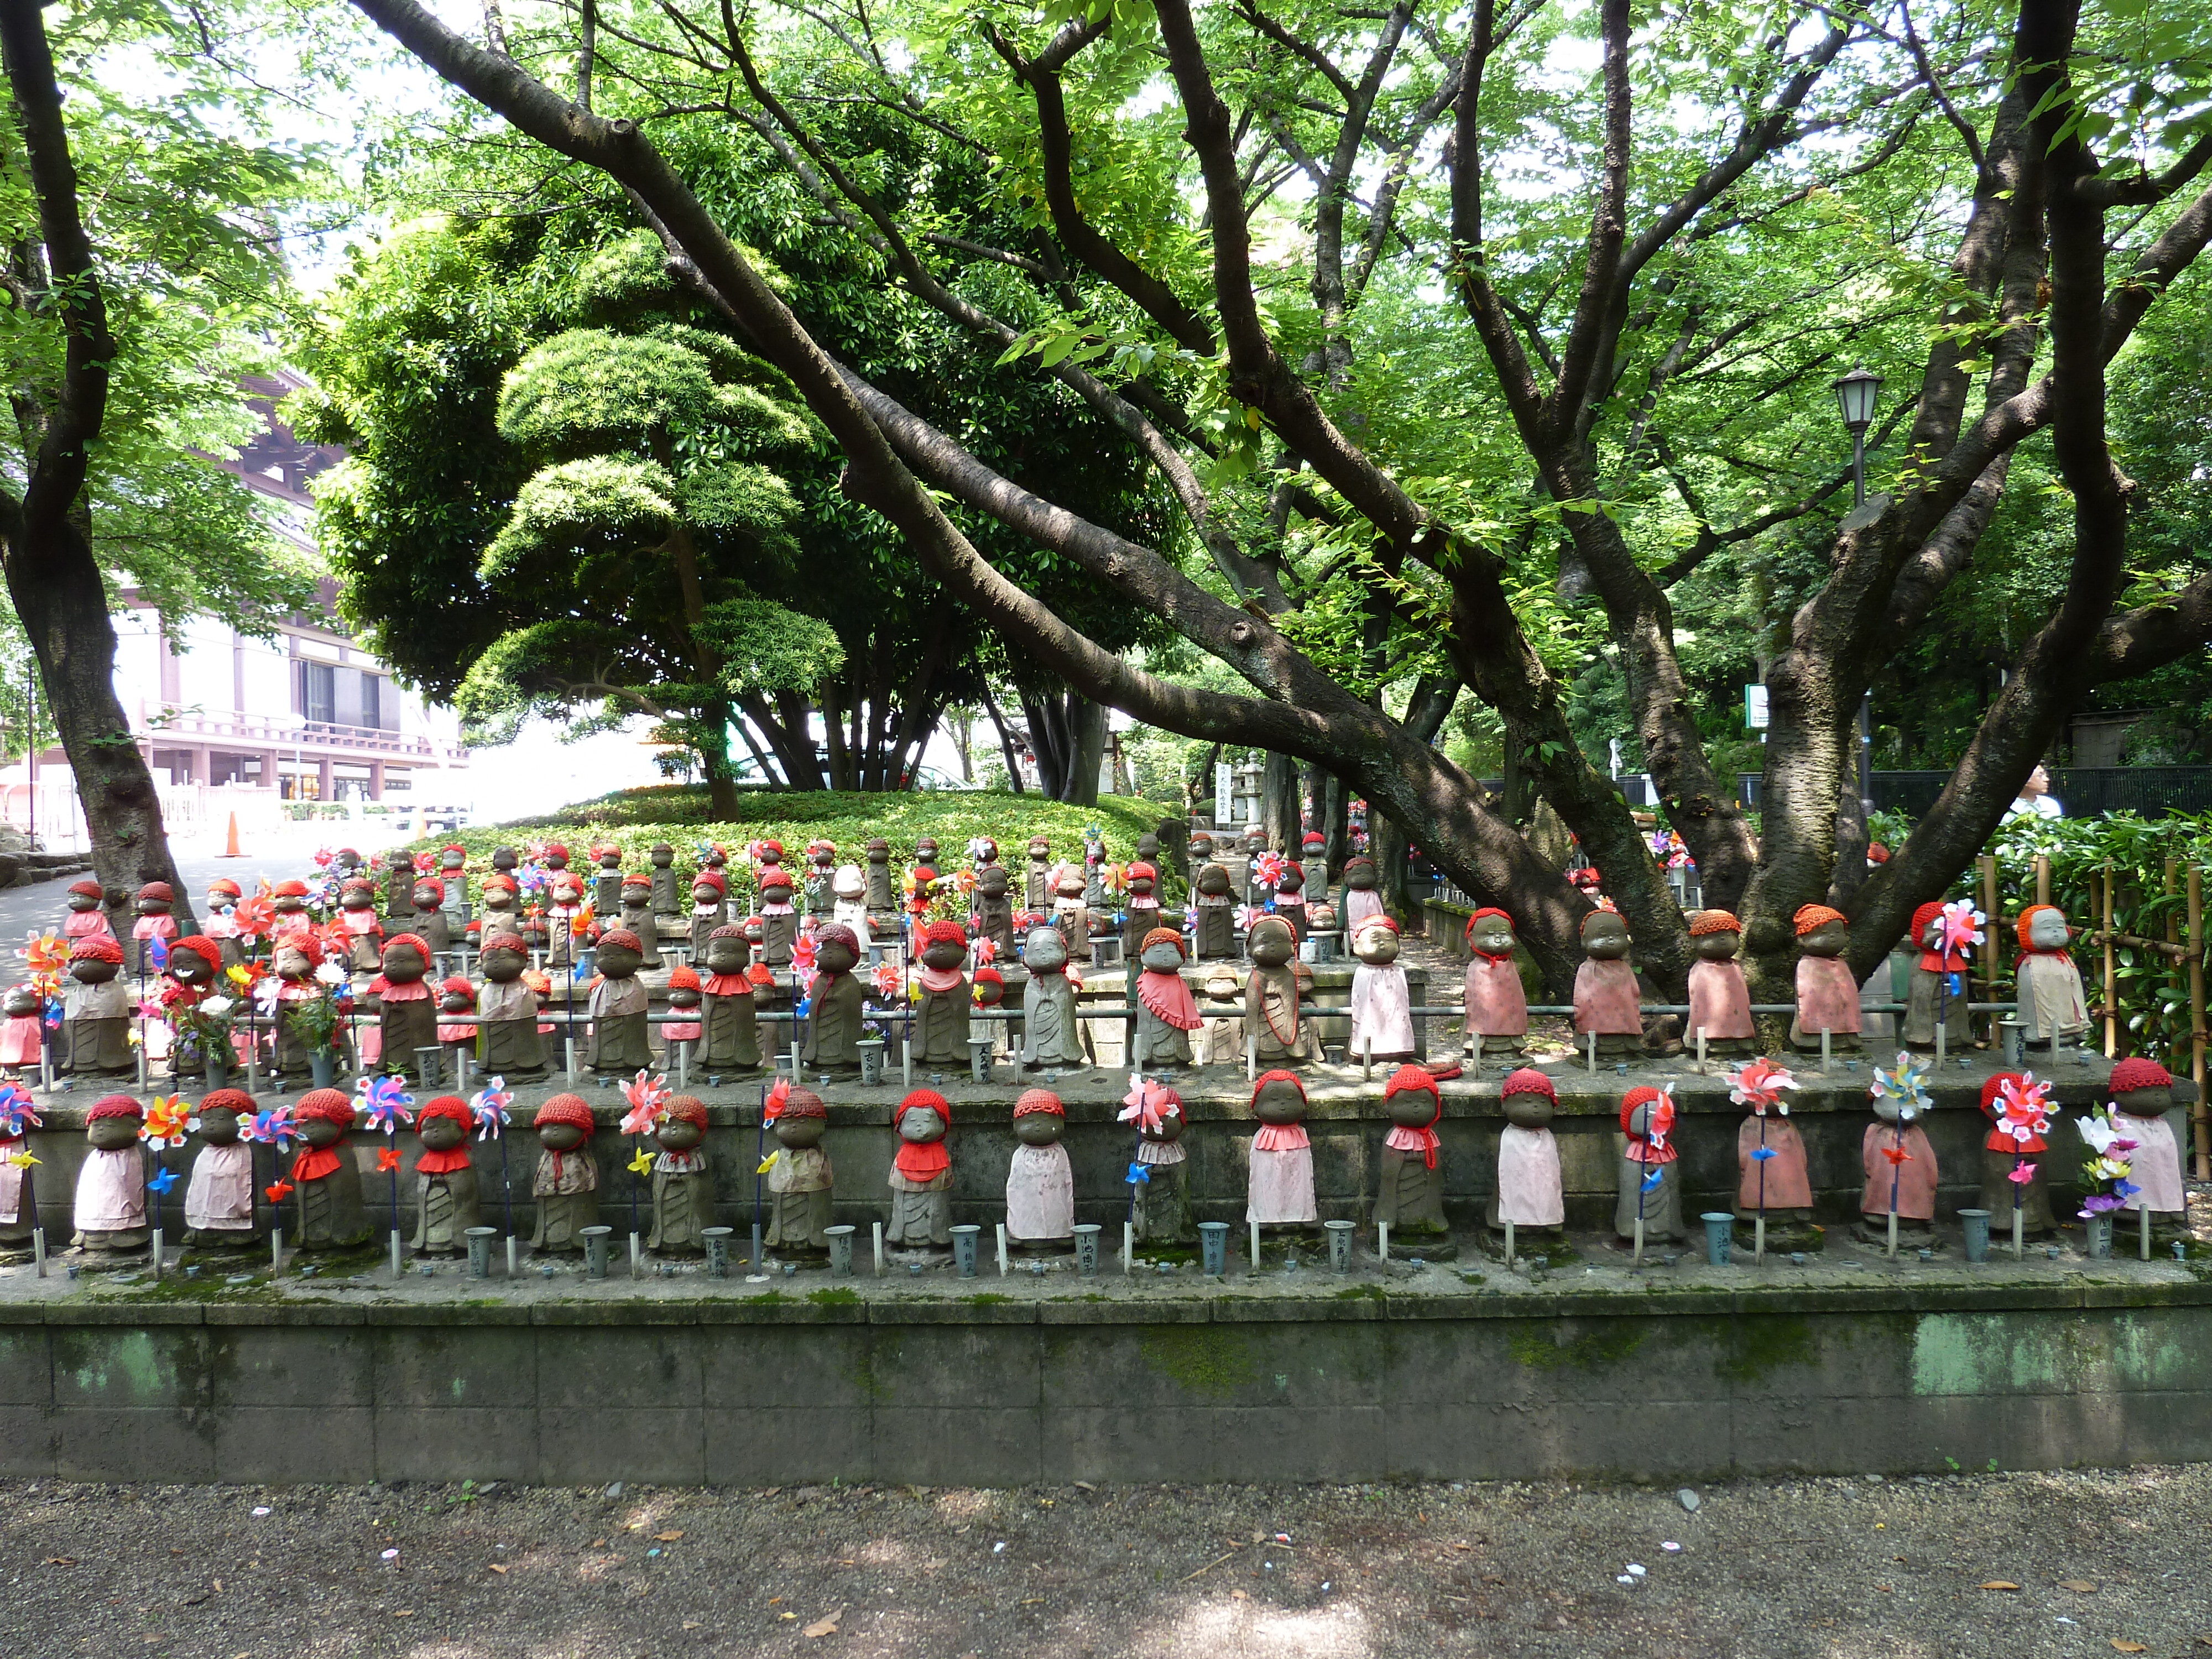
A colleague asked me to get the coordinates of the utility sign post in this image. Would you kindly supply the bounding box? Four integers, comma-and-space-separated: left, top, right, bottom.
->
1744, 685, 1770, 734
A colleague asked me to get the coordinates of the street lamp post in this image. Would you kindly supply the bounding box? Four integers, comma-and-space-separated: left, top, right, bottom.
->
1833, 364, 1882, 509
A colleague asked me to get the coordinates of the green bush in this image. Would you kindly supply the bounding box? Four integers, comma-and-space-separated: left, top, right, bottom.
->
394, 786, 1183, 901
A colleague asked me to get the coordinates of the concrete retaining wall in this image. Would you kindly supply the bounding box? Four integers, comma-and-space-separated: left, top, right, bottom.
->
6, 1281, 2209, 1484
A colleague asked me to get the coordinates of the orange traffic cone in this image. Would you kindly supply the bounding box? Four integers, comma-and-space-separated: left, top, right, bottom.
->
221, 812, 242, 858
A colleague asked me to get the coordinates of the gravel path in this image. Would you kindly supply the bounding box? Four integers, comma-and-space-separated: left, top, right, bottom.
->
3, 1466, 2208, 1658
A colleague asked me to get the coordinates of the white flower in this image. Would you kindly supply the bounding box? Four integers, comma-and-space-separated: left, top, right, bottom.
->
199, 996, 234, 1019
312, 962, 346, 987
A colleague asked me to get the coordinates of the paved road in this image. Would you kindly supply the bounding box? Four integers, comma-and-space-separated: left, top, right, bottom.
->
0, 1465, 2206, 1658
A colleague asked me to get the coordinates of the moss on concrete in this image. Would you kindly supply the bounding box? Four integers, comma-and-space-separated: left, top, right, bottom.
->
1507, 1322, 1646, 1373
1138, 1326, 1264, 1400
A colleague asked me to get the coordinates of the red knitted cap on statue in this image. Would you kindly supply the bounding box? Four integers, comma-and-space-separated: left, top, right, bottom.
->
71, 936, 124, 965
1128, 862, 1157, 884
199, 1088, 255, 1115
1620, 1086, 1669, 1136
87, 1094, 143, 1121
1794, 904, 1846, 936
1980, 1072, 2025, 1111
169, 936, 223, 976
1354, 915, 1400, 936
273, 879, 309, 898
759, 841, 786, 859
2016, 904, 2067, 951
620, 869, 651, 888
207, 878, 243, 899
1910, 901, 1944, 941
384, 932, 431, 958
341, 879, 374, 898
535, 1094, 594, 1133
2109, 1057, 2173, 1093
418, 1095, 471, 1129
1249, 913, 1301, 945
921, 919, 967, 948
693, 870, 727, 894
761, 867, 793, 891
1142, 927, 1186, 956
667, 965, 702, 992
294, 1089, 355, 1128
440, 975, 475, 1000
1302, 832, 1325, 847
138, 882, 174, 904
598, 927, 644, 952
280, 933, 325, 967
708, 923, 747, 941
1501, 1066, 1556, 1100
898, 1088, 950, 1128
68, 878, 102, 899
482, 874, 518, 894
1014, 1088, 1065, 1118
1690, 910, 1742, 935
973, 966, 1005, 988
774, 1088, 822, 1121
1384, 1063, 1439, 1100
1464, 907, 1512, 941
480, 931, 529, 955
815, 923, 860, 957
1251, 1068, 1307, 1105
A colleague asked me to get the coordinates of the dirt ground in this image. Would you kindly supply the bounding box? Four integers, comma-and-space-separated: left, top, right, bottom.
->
3, 1465, 2209, 1659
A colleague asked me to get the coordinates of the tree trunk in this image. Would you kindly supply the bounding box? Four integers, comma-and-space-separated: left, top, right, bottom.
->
700, 697, 742, 818
1067, 694, 1105, 806
981, 687, 1025, 793
1261, 750, 1300, 848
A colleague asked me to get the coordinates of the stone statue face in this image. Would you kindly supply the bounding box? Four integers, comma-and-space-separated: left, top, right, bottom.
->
599, 849, 623, 871
1253, 1078, 1305, 1125
1580, 914, 1631, 961
2027, 909, 2071, 951
743, 917, 765, 946
693, 880, 721, 906
669, 985, 701, 1009
492, 847, 518, 873
412, 880, 445, 912
204, 888, 234, 914
1275, 864, 1303, 894
1624, 1098, 1672, 1138
773, 1113, 824, 1149
66, 890, 100, 913
1387, 1088, 1438, 1129
1920, 912, 1945, 950
137, 892, 172, 917
1504, 1091, 1553, 1129
71, 956, 119, 986
1126, 870, 1154, 898
1352, 923, 1399, 965
978, 866, 1009, 899
481, 888, 515, 913
440, 988, 473, 1013
596, 942, 645, 979
621, 880, 651, 908
273, 945, 310, 981
1023, 926, 1067, 972
2112, 1082, 2180, 1119
441, 849, 466, 872
1142, 1104, 1185, 1144
1345, 861, 1376, 890
300, 1117, 343, 1150
1241, 831, 1266, 854
419, 1115, 467, 1152
551, 875, 585, 905
651, 843, 674, 868
1468, 915, 1517, 957
1692, 927, 1740, 962
1248, 924, 1294, 968
1140, 939, 1185, 974
1197, 865, 1232, 896
761, 880, 793, 907
973, 977, 1004, 1007
4, 987, 38, 1015
656, 1116, 704, 1152
538, 1120, 587, 1152
480, 946, 525, 984
544, 848, 569, 871
197, 1105, 242, 1146
899, 1108, 944, 1144
1056, 870, 1086, 898
1014, 1112, 1062, 1146
86, 1115, 140, 1150
1799, 919, 1849, 958
168, 953, 215, 991
867, 842, 889, 865
389, 853, 415, 874
381, 942, 428, 984
816, 935, 859, 975
703, 935, 747, 973
920, 936, 968, 972
915, 838, 940, 863
341, 885, 374, 911
1028, 838, 1050, 860
833, 867, 864, 899
273, 892, 305, 915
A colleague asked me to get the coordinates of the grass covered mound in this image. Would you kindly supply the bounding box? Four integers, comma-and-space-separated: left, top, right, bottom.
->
400, 786, 1181, 899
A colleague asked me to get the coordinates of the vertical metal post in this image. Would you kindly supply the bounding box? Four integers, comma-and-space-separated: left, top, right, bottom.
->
2102, 860, 2117, 1060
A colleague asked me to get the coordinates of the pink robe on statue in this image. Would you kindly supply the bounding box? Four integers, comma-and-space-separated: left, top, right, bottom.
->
1794, 956, 1861, 1035
0, 1152, 23, 1224
62, 911, 114, 942
1860, 1123, 1937, 1220
0, 1015, 41, 1066
1495, 1124, 1563, 1225
1344, 888, 1385, 930
75, 1147, 146, 1233
2123, 1113, 2186, 1213
184, 1141, 254, 1232
1464, 955, 1527, 1039
1687, 959, 1752, 1041
1736, 1115, 1813, 1209
1573, 959, 1641, 1036
1005, 1142, 1074, 1241
1349, 962, 1415, 1056
1246, 1125, 1317, 1223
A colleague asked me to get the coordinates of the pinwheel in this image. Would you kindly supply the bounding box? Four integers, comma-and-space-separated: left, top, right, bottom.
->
1728, 1058, 1797, 1253
233, 895, 277, 945
1253, 851, 1287, 890
376, 1146, 402, 1175
355, 1074, 415, 1136
140, 1095, 192, 1149
790, 933, 820, 994
1118, 1073, 1169, 1133
23, 932, 68, 982
619, 1070, 670, 1237
264, 1180, 294, 1203
569, 902, 596, 938
871, 961, 904, 1000
1098, 862, 1129, 898
241, 1106, 297, 1152
471, 1076, 518, 1243
0, 1083, 41, 1139
628, 1145, 656, 1177
953, 867, 977, 896
147, 1166, 178, 1196
1938, 898, 1985, 957
1870, 1052, 1932, 1120
973, 936, 997, 967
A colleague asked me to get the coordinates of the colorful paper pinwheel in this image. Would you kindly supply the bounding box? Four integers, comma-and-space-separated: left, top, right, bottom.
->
241, 1107, 298, 1152
870, 962, 903, 1000
628, 1145, 657, 1177
356, 1074, 415, 1136
469, 1078, 513, 1141
1119, 1074, 1170, 1133
0, 1083, 41, 1139
619, 1070, 670, 1136
1727, 1057, 1798, 1115
1996, 1073, 2053, 1145
1938, 898, 1986, 957
376, 1146, 402, 1175
147, 1166, 178, 1195
1870, 1052, 1932, 1122
140, 1095, 192, 1149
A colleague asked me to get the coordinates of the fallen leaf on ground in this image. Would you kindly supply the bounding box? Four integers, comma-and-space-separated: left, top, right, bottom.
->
768, 1598, 783, 1605
682, 1620, 702, 1630
804, 1608, 843, 1639
487, 1564, 508, 1575
1019, 1597, 1045, 1606
588, 1539, 606, 1548
393, 1610, 414, 1619
2111, 1642, 2147, 1654
655, 1532, 684, 1542
44, 1558, 75, 1567
2056, 1580, 2099, 1593
1230, 1590, 1249, 1601
778, 1612, 797, 1621
1454, 1542, 1472, 1552
1978, 1581, 2021, 1592
1875, 1585, 1892, 1594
